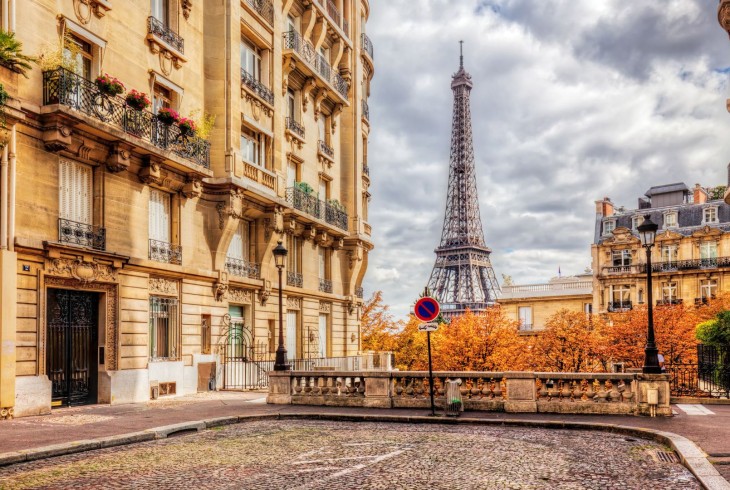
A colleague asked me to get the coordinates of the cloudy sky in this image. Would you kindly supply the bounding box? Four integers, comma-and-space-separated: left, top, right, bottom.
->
362, 0, 730, 316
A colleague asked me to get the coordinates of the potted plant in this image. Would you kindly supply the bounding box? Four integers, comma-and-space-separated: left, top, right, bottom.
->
294, 181, 314, 195
328, 199, 346, 212
95, 73, 125, 97
125, 89, 151, 111
177, 117, 196, 137
0, 29, 34, 78
156, 107, 180, 125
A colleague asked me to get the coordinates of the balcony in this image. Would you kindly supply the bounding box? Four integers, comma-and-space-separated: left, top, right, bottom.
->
361, 33, 374, 60
282, 30, 349, 101
607, 301, 632, 312
695, 296, 716, 306
241, 160, 277, 193
225, 256, 261, 280
362, 99, 369, 121
355, 286, 364, 299
315, 0, 349, 37
147, 16, 184, 54
243, 0, 274, 25
656, 299, 683, 306
149, 239, 182, 265
287, 271, 303, 288
363, 165, 370, 177
318, 140, 334, 160
241, 69, 274, 106
603, 264, 637, 275
319, 278, 333, 293
641, 257, 730, 273
285, 187, 348, 231
286, 117, 305, 139
58, 218, 105, 251
42, 68, 210, 169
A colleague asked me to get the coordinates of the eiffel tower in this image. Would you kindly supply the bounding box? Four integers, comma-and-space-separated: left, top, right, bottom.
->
426, 42, 501, 319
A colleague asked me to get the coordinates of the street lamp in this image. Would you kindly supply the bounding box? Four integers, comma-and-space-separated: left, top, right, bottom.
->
637, 214, 662, 374
273, 239, 290, 371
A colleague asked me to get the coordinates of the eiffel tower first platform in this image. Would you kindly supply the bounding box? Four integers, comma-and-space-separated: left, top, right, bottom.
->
426, 43, 501, 319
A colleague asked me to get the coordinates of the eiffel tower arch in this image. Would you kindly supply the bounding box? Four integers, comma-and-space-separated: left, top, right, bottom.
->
427, 43, 501, 320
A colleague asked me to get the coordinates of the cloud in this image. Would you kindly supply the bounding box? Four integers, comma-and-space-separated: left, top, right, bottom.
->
364, 0, 730, 316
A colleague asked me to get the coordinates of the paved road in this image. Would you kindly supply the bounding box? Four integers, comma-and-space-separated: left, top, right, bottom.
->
0, 419, 700, 490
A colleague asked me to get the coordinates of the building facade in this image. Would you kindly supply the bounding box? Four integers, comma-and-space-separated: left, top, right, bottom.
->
499, 275, 593, 333
0, 0, 373, 418
592, 183, 730, 315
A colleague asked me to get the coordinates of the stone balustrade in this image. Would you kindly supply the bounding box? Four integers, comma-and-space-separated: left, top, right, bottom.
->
268, 370, 671, 416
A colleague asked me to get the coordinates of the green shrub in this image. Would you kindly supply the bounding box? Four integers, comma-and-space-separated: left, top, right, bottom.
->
294, 181, 314, 195
696, 311, 730, 346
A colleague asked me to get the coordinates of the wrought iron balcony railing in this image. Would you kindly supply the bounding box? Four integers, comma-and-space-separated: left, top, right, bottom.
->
149, 239, 182, 265
319, 278, 333, 293
361, 33, 374, 59
287, 271, 303, 288
318, 140, 334, 159
607, 301, 632, 312
695, 296, 716, 306
58, 218, 105, 250
640, 257, 730, 273
363, 165, 370, 177
225, 256, 261, 279
355, 286, 364, 299
285, 187, 348, 231
314, 0, 348, 36
362, 99, 369, 120
243, 0, 274, 25
282, 30, 349, 100
518, 323, 533, 331
241, 69, 274, 105
604, 264, 635, 274
285, 117, 305, 139
43, 68, 210, 168
147, 16, 184, 54
656, 298, 683, 306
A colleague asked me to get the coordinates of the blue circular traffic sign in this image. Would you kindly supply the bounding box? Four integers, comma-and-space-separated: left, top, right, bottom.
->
414, 297, 440, 322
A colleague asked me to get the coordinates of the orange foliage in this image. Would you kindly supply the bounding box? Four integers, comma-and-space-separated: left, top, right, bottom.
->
361, 291, 401, 353
530, 310, 607, 372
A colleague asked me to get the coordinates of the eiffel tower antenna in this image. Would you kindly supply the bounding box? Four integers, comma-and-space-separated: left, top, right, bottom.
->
426, 42, 501, 319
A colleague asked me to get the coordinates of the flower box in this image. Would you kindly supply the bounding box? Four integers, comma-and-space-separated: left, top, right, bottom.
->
125, 89, 151, 111
95, 73, 125, 97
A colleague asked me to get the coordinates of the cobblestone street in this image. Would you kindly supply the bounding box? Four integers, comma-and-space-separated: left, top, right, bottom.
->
0, 420, 699, 489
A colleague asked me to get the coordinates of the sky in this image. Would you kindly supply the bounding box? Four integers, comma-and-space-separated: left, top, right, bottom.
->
362, 0, 730, 316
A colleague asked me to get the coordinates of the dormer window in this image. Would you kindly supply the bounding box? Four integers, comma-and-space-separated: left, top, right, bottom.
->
631, 215, 643, 232
664, 211, 677, 228
603, 219, 616, 235
703, 207, 718, 224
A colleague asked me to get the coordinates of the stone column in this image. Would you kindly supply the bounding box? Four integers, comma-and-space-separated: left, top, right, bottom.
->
503, 371, 537, 413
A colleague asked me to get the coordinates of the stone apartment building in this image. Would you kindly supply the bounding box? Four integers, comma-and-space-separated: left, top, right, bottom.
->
592, 183, 730, 314
498, 275, 593, 333
0, 0, 374, 418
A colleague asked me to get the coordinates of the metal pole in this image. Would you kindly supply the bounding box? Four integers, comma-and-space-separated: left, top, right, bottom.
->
643, 245, 661, 374
274, 265, 289, 371
427, 330, 435, 416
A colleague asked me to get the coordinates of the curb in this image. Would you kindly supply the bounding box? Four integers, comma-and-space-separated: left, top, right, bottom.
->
0, 412, 727, 490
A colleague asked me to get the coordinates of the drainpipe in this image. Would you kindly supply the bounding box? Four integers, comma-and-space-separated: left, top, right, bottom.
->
1, 145, 8, 250
8, 125, 15, 251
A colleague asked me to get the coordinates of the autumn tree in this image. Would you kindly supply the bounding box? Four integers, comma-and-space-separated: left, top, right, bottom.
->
531, 310, 607, 372
361, 291, 401, 353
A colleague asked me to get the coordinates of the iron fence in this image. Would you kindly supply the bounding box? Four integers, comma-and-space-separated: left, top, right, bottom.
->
225, 256, 261, 279
149, 239, 182, 265
361, 33, 374, 59
287, 271, 303, 288
58, 218, 105, 250
319, 278, 333, 293
241, 69, 274, 105
43, 68, 210, 168
318, 140, 334, 159
285, 187, 348, 230
147, 16, 184, 53
243, 0, 274, 25
362, 99, 370, 120
285, 116, 305, 139
667, 345, 730, 398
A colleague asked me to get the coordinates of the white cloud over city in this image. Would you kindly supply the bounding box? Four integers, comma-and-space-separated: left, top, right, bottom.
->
363, 0, 730, 316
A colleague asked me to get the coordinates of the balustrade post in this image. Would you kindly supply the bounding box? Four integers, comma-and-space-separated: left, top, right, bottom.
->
503, 372, 536, 413
266, 371, 293, 404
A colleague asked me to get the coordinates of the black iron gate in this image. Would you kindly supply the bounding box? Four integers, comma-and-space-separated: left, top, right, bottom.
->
220, 314, 270, 390
667, 345, 730, 399
47, 289, 98, 407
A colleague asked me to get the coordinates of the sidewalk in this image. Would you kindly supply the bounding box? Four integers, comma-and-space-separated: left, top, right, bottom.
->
1, 392, 729, 483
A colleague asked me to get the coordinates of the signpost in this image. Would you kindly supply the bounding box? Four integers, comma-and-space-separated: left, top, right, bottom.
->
414, 296, 440, 416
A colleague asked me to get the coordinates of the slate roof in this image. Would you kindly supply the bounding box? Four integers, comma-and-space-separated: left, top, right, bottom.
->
644, 183, 689, 197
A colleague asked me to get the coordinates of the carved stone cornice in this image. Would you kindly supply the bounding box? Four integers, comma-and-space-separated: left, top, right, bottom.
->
182, 176, 202, 199
106, 142, 132, 173
216, 189, 247, 229
287, 296, 301, 310
229, 287, 253, 304
47, 257, 118, 284
149, 276, 179, 296
182, 0, 192, 19
73, 0, 111, 24
319, 301, 331, 313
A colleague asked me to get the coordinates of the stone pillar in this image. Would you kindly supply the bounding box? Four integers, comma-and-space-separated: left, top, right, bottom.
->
635, 374, 671, 417
266, 371, 293, 405
0, 249, 17, 419
503, 371, 537, 413
363, 372, 391, 408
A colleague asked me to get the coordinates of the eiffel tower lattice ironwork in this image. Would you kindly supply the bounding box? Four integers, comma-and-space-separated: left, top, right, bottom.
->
426, 43, 501, 319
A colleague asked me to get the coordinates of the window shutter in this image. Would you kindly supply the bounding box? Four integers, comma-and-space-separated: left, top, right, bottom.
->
59, 160, 92, 224
227, 222, 244, 259
149, 189, 170, 242
318, 247, 325, 279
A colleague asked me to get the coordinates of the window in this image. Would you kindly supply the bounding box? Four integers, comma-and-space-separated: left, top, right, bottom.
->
149, 189, 171, 243
603, 220, 615, 235
153, 84, 172, 114
518, 307, 532, 330
583, 303, 592, 316
228, 305, 250, 358
286, 14, 298, 33
227, 221, 250, 261
151, 0, 170, 25
286, 310, 298, 358
700, 242, 718, 259
64, 34, 93, 80
704, 207, 718, 224
287, 159, 297, 188
611, 285, 631, 308
287, 234, 301, 274
318, 177, 328, 201
149, 296, 179, 360
241, 38, 261, 81
287, 89, 297, 120
240, 127, 261, 165
664, 212, 677, 228
661, 282, 678, 302
611, 249, 631, 267
631, 215, 643, 232
318, 313, 328, 357
318, 246, 329, 280
318, 116, 327, 144
59, 160, 92, 225
660, 244, 678, 263
700, 279, 717, 300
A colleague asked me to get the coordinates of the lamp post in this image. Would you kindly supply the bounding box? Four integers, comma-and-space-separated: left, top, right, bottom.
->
273, 240, 290, 371
637, 214, 662, 374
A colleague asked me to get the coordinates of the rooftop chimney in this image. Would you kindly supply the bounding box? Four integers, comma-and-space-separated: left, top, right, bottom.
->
595, 197, 614, 217
694, 183, 708, 205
